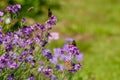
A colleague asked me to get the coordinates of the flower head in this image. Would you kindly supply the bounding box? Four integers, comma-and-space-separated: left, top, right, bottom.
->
27, 74, 34, 80
0, 11, 4, 17
6, 4, 21, 13
49, 32, 59, 42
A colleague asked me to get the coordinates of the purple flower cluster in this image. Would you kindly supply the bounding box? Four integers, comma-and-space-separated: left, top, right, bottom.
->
45, 15, 57, 29
42, 39, 83, 72
38, 65, 56, 80
0, 53, 18, 69
5, 4, 21, 13
0, 15, 57, 69
0, 4, 83, 80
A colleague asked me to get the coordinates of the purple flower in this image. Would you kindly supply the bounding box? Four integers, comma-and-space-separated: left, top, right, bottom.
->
73, 63, 81, 70
46, 15, 57, 25
76, 53, 83, 61
42, 49, 53, 59
9, 52, 17, 59
0, 26, 3, 42
0, 19, 3, 23
0, 69, 2, 73
16, 4, 21, 9
7, 62, 18, 69
45, 15, 57, 29
40, 24, 45, 30
48, 32, 59, 42
5, 44, 13, 51
21, 26, 33, 37
45, 23, 51, 29
62, 44, 69, 53
8, 74, 13, 80
6, 4, 21, 13
65, 38, 73, 42
68, 69, 76, 72
59, 54, 72, 62
51, 75, 56, 80
42, 66, 53, 78
62, 42, 82, 56
55, 65, 60, 70
27, 74, 34, 80
50, 57, 58, 64
54, 48, 61, 57
34, 37, 40, 43
5, 5, 12, 12
0, 38, 2, 44
55, 64, 64, 71
41, 40, 48, 47
68, 63, 81, 72
39, 61, 44, 66
0, 53, 18, 69
26, 39, 32, 45
34, 23, 45, 30
0, 11, 4, 16
27, 55, 34, 62
51, 15, 57, 22
22, 18, 26, 23
0, 58, 5, 68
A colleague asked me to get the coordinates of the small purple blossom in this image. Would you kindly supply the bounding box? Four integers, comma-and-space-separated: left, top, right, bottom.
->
65, 38, 73, 42
27, 74, 34, 80
0, 19, 3, 23
16, 4, 21, 9
68, 63, 81, 72
50, 57, 58, 64
26, 39, 32, 45
49, 32, 59, 42
5, 44, 13, 51
41, 40, 48, 47
7, 62, 18, 69
0, 69, 2, 73
41, 66, 53, 78
46, 15, 57, 26
51, 75, 56, 80
22, 18, 26, 23
42, 49, 53, 59
8, 74, 13, 80
55, 64, 64, 71
34, 23, 45, 30
76, 53, 83, 61
0, 11, 4, 16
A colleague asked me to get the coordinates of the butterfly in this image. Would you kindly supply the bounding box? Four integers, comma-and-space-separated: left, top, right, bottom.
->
27, 7, 34, 12
48, 8, 52, 18
72, 40, 76, 46
64, 61, 72, 70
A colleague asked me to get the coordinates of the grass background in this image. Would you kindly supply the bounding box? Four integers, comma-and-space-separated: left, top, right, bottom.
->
0, 0, 120, 80
50, 0, 120, 80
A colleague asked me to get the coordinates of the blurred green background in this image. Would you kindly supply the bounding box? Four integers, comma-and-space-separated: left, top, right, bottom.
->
0, 0, 120, 80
